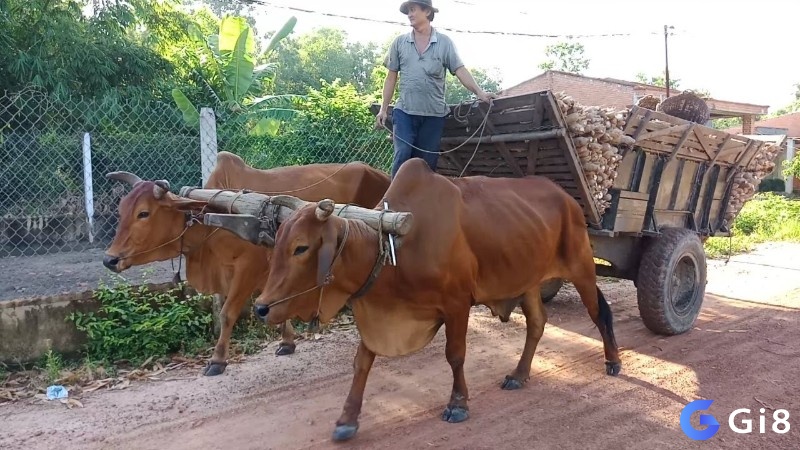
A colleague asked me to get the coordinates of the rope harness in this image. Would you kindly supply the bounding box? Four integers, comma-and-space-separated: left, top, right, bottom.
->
379, 99, 493, 178
264, 209, 393, 323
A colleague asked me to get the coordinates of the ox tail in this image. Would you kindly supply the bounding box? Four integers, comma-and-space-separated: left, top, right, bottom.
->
596, 286, 618, 349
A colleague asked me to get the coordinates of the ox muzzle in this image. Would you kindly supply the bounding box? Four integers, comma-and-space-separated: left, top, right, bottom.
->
103, 254, 122, 273
254, 304, 270, 321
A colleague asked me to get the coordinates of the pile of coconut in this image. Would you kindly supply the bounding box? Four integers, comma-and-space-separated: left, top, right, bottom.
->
725, 142, 783, 223
554, 92, 636, 214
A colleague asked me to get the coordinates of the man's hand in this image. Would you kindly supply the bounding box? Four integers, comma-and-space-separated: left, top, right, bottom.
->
375, 109, 388, 130
477, 91, 496, 104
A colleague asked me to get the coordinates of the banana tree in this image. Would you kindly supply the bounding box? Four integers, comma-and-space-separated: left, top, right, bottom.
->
172, 14, 301, 136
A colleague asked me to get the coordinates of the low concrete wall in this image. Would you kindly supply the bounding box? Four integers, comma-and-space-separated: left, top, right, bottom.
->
0, 282, 195, 366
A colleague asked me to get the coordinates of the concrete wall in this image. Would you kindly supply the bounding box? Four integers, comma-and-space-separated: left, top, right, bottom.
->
0, 281, 196, 366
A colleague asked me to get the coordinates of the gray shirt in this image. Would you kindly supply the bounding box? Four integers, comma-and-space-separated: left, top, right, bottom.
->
384, 28, 464, 117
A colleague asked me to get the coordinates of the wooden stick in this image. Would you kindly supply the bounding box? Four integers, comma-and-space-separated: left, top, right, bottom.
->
178, 188, 414, 236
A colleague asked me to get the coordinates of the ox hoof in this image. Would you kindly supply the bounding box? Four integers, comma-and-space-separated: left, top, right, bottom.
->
441, 405, 469, 423
331, 424, 358, 442
275, 342, 296, 356
605, 361, 621, 376
202, 361, 228, 376
501, 375, 524, 390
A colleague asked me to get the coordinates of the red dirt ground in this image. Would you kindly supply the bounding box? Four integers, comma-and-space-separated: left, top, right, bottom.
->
2, 242, 800, 450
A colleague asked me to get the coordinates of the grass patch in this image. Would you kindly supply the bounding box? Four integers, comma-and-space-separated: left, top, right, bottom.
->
68, 276, 216, 366
705, 192, 800, 259
1, 274, 357, 405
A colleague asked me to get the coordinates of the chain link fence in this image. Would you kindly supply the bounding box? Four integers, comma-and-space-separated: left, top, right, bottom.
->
1, 87, 394, 260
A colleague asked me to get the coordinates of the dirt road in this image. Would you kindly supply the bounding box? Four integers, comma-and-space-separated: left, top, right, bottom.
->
3, 243, 800, 449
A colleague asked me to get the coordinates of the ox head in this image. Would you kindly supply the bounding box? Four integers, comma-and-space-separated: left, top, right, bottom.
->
103, 171, 206, 272
253, 197, 352, 325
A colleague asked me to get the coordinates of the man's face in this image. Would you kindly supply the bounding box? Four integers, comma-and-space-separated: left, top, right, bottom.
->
406, 3, 430, 26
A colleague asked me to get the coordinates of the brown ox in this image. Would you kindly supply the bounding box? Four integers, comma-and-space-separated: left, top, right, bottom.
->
253, 157, 621, 441
103, 151, 390, 376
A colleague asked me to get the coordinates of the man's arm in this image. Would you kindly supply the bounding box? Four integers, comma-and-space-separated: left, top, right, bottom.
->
454, 66, 494, 103
376, 70, 398, 128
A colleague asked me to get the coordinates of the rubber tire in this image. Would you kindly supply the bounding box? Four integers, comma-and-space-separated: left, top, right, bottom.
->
540, 278, 564, 304
637, 227, 707, 335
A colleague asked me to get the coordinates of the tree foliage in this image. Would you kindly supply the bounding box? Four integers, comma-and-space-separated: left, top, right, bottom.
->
445, 67, 502, 104
635, 71, 681, 90
538, 41, 590, 74
0, 0, 176, 100
272, 27, 382, 95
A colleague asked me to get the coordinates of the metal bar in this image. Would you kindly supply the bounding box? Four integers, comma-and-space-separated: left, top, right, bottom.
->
715, 169, 736, 232
667, 158, 685, 210
629, 150, 647, 191
686, 162, 708, 232
601, 189, 620, 230
643, 156, 667, 232
438, 128, 564, 145
699, 165, 721, 233
384, 200, 397, 266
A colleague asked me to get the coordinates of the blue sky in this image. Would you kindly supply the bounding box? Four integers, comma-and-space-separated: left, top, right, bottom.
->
251, 0, 800, 112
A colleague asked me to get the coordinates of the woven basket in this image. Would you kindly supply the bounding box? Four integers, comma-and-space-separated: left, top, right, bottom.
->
657, 91, 710, 124
636, 95, 661, 110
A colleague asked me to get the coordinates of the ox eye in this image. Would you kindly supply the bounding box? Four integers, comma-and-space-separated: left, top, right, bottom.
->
137, 211, 150, 219
293, 245, 309, 256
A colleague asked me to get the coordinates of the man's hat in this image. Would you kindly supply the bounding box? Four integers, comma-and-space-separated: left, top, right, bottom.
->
399, 0, 439, 14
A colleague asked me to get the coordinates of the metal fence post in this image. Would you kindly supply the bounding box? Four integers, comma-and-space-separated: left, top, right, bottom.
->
200, 107, 218, 187
82, 132, 94, 244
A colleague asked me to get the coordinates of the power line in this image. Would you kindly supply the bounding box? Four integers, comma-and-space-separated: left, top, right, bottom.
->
241, 0, 663, 39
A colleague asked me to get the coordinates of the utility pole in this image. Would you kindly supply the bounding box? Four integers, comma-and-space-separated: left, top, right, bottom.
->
664, 25, 672, 98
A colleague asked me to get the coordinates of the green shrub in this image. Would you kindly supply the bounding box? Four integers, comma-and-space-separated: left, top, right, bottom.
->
68, 279, 214, 364
758, 178, 785, 193
705, 192, 800, 258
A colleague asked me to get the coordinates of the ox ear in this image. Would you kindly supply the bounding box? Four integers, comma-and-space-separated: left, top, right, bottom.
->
317, 220, 338, 286
106, 171, 143, 186
315, 199, 335, 222
270, 195, 309, 211
153, 180, 171, 200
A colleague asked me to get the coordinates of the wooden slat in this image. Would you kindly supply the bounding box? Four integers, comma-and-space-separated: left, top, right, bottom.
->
535, 155, 569, 167
629, 109, 654, 141
636, 123, 691, 142
668, 124, 696, 163
475, 105, 526, 177
708, 134, 733, 167
535, 164, 572, 174
526, 139, 540, 175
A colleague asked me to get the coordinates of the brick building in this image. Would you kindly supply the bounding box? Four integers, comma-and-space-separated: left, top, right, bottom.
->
724, 113, 800, 192
499, 70, 769, 134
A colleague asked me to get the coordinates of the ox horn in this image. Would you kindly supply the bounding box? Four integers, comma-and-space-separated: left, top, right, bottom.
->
315, 199, 335, 222
106, 171, 142, 186
270, 195, 310, 211
153, 180, 171, 199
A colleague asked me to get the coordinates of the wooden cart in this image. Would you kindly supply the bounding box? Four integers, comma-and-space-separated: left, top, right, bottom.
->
179, 90, 783, 336
372, 90, 784, 335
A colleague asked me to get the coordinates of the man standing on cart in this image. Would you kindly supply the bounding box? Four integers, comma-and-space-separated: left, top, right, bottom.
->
375, 0, 495, 178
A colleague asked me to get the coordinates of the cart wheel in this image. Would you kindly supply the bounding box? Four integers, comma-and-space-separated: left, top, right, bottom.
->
637, 227, 707, 335
540, 278, 564, 303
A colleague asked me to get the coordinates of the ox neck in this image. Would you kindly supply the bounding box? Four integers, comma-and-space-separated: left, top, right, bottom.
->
178, 222, 219, 256
338, 219, 388, 300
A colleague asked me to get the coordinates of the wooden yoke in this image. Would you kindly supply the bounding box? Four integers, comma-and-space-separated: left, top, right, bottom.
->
178, 187, 413, 247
